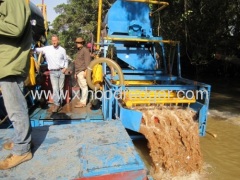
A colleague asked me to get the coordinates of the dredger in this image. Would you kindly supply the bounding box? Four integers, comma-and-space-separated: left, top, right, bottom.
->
87, 0, 210, 136
0, 0, 211, 179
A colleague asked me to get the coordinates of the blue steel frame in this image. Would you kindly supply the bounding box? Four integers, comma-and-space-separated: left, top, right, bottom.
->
98, 0, 211, 136
102, 71, 211, 136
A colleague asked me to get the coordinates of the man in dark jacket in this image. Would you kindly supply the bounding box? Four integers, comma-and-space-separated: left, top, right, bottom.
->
74, 37, 91, 108
0, 0, 32, 169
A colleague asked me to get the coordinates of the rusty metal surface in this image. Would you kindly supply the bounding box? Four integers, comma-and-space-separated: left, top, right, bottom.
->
76, 170, 148, 180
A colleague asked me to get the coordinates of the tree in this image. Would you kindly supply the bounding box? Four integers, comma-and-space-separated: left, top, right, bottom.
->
51, 0, 114, 58
152, 0, 240, 77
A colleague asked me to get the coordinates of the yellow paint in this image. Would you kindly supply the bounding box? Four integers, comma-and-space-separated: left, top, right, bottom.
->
124, 90, 176, 98
120, 90, 196, 107
96, 0, 103, 51
104, 37, 179, 44
125, 98, 195, 108
25, 56, 36, 86
92, 64, 103, 85
36, 4, 48, 36
114, 80, 154, 85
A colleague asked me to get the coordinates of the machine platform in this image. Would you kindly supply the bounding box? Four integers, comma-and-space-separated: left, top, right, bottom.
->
30, 98, 104, 127
0, 120, 148, 179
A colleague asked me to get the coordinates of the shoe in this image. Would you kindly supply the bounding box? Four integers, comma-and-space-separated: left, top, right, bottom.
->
3, 142, 14, 150
0, 152, 32, 170
74, 102, 86, 108
52, 105, 61, 113
3, 142, 34, 151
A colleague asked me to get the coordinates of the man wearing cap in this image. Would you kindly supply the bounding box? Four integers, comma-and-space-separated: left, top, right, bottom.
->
35, 34, 68, 112
74, 37, 91, 108
0, 0, 32, 169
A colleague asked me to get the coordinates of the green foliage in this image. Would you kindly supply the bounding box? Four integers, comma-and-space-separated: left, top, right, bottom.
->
49, 0, 112, 58
153, 0, 240, 66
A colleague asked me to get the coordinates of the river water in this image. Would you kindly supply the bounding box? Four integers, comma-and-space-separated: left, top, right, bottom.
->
200, 113, 240, 180
200, 77, 240, 180
134, 78, 240, 180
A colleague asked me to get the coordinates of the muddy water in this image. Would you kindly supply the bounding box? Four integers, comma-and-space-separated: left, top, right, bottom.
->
201, 78, 240, 180
133, 78, 240, 180
200, 113, 240, 180
134, 112, 240, 180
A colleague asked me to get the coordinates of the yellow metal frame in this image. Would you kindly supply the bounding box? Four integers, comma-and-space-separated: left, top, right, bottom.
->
114, 80, 155, 85
123, 90, 176, 99
96, 0, 103, 51
121, 90, 196, 107
36, 4, 48, 36
104, 36, 179, 44
124, 98, 196, 107
125, 0, 169, 7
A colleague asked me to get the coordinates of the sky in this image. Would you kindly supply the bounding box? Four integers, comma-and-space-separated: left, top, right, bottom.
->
30, 0, 67, 23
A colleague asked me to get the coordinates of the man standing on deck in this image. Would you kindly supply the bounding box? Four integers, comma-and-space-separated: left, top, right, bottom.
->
0, 0, 32, 169
74, 37, 91, 108
35, 34, 68, 112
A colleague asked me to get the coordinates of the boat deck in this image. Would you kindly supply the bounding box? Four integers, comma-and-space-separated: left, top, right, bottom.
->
30, 98, 104, 127
0, 120, 148, 179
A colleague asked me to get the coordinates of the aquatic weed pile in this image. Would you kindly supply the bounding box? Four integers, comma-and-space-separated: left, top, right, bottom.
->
135, 106, 203, 177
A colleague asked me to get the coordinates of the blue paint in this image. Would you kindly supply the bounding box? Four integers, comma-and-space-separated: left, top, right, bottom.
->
0, 121, 148, 179
81, 142, 146, 177
119, 105, 142, 132
44, 137, 60, 145
105, 0, 156, 70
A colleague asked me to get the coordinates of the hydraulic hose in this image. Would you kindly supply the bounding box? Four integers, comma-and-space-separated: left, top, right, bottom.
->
86, 58, 124, 90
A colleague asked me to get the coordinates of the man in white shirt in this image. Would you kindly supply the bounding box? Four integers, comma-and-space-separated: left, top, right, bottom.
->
36, 34, 68, 112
